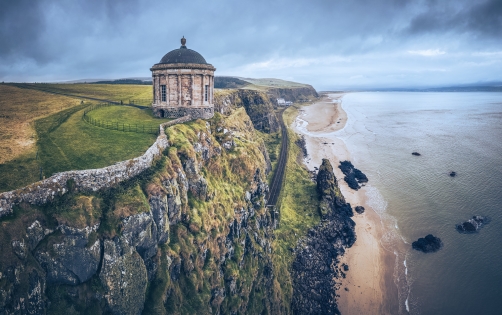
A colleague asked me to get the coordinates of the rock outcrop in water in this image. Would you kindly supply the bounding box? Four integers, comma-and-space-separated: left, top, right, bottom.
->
291, 159, 356, 315
456, 216, 490, 233
412, 234, 443, 253
338, 160, 368, 190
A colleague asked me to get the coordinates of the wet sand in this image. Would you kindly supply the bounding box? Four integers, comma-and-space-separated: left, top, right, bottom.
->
293, 94, 398, 314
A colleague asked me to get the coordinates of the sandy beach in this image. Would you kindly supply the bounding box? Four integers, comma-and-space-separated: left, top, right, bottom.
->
294, 94, 398, 314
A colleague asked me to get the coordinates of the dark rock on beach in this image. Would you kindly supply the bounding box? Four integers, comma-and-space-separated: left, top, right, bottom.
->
295, 135, 308, 158
291, 159, 356, 315
338, 160, 368, 190
355, 206, 365, 214
412, 152, 421, 156
412, 234, 443, 253
456, 216, 490, 233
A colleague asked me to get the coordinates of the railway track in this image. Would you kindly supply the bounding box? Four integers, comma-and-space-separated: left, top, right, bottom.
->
267, 109, 289, 206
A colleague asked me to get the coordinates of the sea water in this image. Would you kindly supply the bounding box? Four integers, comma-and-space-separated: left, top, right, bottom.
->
335, 92, 502, 315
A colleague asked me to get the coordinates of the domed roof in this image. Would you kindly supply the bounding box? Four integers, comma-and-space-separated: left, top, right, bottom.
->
159, 37, 207, 64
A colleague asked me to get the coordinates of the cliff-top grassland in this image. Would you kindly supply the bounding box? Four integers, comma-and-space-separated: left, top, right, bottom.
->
0, 107, 277, 314
0, 84, 165, 192
0, 80, 317, 193
0, 85, 81, 165
0, 80, 350, 315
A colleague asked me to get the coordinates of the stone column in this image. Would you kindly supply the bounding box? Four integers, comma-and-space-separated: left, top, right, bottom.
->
210, 75, 213, 104
191, 74, 194, 106
166, 73, 171, 106
152, 74, 156, 104
178, 73, 182, 107
201, 74, 205, 105
156, 75, 160, 104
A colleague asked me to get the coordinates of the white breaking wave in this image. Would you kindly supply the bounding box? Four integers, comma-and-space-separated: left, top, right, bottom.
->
364, 185, 388, 217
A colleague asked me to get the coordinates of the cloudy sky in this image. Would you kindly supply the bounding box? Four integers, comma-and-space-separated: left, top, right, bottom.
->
1, 0, 501, 90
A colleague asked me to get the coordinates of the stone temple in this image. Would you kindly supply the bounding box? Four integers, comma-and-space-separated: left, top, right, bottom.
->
150, 37, 215, 119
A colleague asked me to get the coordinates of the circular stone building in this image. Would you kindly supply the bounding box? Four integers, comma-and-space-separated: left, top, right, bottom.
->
150, 37, 215, 119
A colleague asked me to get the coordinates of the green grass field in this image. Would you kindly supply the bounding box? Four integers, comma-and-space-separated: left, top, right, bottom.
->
21, 83, 153, 104
0, 93, 170, 193
85, 105, 171, 132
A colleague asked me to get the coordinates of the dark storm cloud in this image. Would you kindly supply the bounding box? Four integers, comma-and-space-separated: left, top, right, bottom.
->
0, 0, 142, 65
0, 0, 500, 87
0, 0, 48, 62
406, 0, 502, 38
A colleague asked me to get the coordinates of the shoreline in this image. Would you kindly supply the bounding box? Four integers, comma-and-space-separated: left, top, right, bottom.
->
293, 94, 399, 314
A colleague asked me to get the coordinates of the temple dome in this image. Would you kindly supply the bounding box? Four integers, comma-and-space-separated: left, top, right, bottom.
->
158, 36, 207, 64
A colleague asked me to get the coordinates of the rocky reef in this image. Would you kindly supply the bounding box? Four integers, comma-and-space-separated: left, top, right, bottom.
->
456, 215, 490, 233
412, 234, 443, 253
338, 160, 368, 190
291, 159, 356, 315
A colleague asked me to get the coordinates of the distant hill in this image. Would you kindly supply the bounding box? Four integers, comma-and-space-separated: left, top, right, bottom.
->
239, 77, 312, 89
215, 76, 314, 91
58, 77, 151, 84
214, 77, 250, 89
358, 82, 502, 92
423, 84, 502, 92
92, 79, 151, 85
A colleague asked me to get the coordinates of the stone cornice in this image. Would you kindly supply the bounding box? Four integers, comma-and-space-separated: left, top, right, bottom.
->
150, 63, 216, 71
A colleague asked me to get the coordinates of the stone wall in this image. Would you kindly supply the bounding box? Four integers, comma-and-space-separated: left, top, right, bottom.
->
0, 116, 192, 219
153, 106, 214, 119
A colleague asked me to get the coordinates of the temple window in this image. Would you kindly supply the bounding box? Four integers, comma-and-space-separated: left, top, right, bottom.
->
161, 85, 166, 102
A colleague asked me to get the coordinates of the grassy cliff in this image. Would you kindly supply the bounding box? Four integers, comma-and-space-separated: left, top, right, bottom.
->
0, 81, 322, 314
0, 108, 280, 314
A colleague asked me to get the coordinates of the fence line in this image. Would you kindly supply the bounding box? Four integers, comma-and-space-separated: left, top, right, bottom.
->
82, 103, 159, 135
0, 115, 192, 218
129, 99, 152, 106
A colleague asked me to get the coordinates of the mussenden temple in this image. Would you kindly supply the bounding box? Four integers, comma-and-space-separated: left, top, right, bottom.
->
150, 37, 215, 119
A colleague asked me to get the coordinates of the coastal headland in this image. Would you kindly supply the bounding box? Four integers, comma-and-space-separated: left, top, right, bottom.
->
294, 94, 399, 314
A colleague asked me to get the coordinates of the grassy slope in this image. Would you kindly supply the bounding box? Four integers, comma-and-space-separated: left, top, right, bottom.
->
85, 105, 172, 131
28, 83, 152, 104
36, 106, 158, 178
272, 105, 321, 313
0, 84, 157, 192
0, 85, 81, 164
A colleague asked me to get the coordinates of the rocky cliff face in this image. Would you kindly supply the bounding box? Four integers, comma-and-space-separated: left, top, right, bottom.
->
213, 85, 317, 135
214, 89, 280, 133
266, 86, 318, 102
0, 108, 277, 314
291, 159, 356, 315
